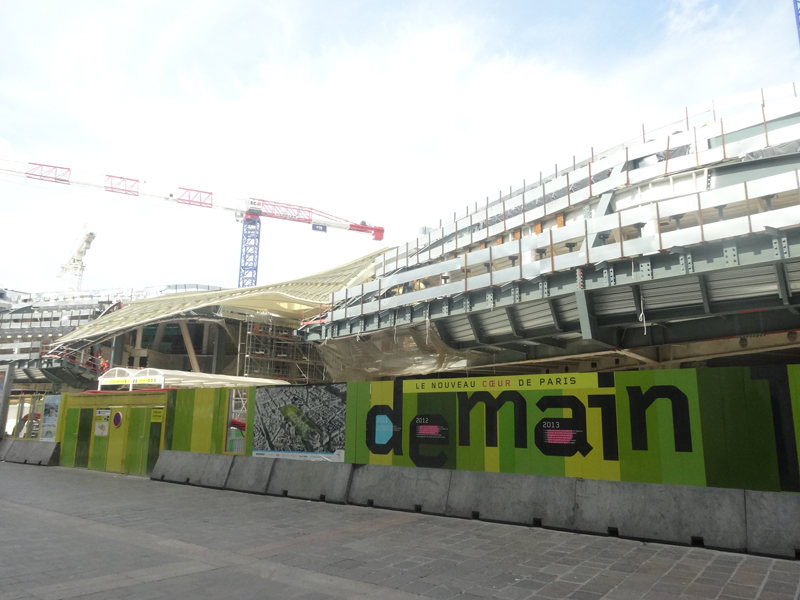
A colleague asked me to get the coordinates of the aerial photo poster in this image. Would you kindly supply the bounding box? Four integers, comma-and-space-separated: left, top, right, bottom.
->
253, 384, 347, 457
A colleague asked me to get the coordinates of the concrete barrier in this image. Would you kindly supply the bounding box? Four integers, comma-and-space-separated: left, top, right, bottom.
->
745, 490, 800, 558
0, 438, 12, 462
348, 464, 452, 514
2, 441, 60, 466
196, 454, 234, 489
445, 471, 576, 529
225, 456, 275, 494
574, 479, 747, 551
150, 450, 210, 485
266, 459, 352, 504
145, 452, 800, 555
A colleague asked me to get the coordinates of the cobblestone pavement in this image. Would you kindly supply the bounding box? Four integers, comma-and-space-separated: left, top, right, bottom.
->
0, 463, 798, 600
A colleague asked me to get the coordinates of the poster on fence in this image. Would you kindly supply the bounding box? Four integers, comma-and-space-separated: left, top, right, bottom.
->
346, 366, 800, 493
38, 395, 61, 441
253, 384, 347, 459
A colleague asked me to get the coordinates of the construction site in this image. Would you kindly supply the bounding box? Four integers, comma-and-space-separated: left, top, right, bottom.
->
6, 5, 800, 598
3, 75, 800, 560
1, 82, 800, 392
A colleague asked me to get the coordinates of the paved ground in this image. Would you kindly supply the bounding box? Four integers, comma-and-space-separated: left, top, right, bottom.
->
0, 463, 798, 600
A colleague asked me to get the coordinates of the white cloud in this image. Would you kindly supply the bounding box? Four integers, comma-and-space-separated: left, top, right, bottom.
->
666, 0, 720, 38
0, 0, 796, 293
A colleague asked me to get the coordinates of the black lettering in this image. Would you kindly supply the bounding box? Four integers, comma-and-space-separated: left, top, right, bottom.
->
534, 396, 592, 457
409, 413, 449, 468
365, 380, 404, 456
628, 385, 692, 452
749, 366, 800, 492
458, 390, 527, 448
588, 394, 618, 461
365, 405, 403, 455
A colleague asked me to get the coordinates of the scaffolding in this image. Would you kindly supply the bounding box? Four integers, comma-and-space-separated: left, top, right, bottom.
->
243, 318, 327, 384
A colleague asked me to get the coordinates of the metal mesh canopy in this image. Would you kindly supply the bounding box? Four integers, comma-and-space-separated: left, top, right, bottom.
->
56, 249, 385, 346
97, 367, 288, 390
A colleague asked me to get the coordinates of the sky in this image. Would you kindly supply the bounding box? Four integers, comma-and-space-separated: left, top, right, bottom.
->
0, 0, 797, 293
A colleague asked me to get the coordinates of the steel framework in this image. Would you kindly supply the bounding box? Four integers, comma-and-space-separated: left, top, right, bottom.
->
244, 319, 326, 383
300, 82, 800, 375
238, 215, 261, 288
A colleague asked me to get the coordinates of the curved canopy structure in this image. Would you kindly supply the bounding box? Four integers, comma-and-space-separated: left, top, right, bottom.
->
97, 367, 288, 390
55, 248, 385, 349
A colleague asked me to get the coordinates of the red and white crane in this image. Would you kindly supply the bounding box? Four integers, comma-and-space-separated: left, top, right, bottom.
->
0, 160, 384, 288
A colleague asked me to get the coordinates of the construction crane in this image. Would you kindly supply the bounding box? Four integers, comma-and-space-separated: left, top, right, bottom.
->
796, 0, 800, 47
57, 229, 96, 291
0, 161, 384, 289
238, 199, 384, 287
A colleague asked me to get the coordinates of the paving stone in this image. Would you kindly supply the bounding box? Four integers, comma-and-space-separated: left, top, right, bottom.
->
3, 462, 800, 600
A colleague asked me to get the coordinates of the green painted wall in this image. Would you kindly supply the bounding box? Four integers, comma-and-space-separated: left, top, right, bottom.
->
244, 387, 256, 457
161, 387, 254, 456
90, 435, 108, 471
60, 408, 80, 467
171, 390, 195, 452
73, 408, 94, 469
105, 407, 129, 473
123, 407, 146, 475
347, 367, 800, 493
56, 387, 250, 476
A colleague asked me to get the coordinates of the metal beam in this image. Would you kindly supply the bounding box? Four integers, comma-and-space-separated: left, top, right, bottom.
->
774, 263, 798, 314
697, 275, 711, 315
547, 298, 562, 332
179, 320, 202, 373
661, 330, 800, 365
619, 309, 800, 348
211, 324, 226, 374
575, 289, 598, 341
505, 307, 523, 338
151, 322, 167, 351
109, 335, 124, 368
466, 314, 484, 344
0, 365, 14, 440
616, 348, 660, 367
433, 321, 457, 349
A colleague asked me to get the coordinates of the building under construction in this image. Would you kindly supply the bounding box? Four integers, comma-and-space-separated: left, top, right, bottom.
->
4, 82, 800, 390
0, 250, 381, 393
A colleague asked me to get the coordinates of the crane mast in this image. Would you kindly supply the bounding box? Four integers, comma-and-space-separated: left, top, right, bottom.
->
239, 214, 261, 288
58, 231, 96, 291
237, 199, 384, 288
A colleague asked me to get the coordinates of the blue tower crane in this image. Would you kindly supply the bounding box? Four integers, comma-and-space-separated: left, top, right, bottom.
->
237, 199, 384, 288
238, 214, 261, 288
796, 0, 800, 47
